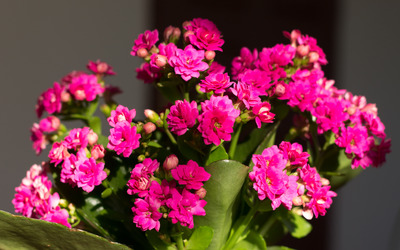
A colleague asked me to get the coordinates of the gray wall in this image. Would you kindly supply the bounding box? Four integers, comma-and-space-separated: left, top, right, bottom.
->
331, 0, 400, 249
0, 1, 153, 213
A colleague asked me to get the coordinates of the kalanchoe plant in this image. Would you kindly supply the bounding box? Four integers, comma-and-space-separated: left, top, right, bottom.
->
7, 18, 391, 250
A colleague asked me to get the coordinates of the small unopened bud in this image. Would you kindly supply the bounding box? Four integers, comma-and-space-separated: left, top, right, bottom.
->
164, 26, 181, 42
320, 178, 330, 186
195, 187, 207, 199
308, 51, 319, 63
143, 122, 156, 134
205, 50, 216, 61
155, 55, 167, 68
302, 208, 314, 220
138, 154, 146, 162
297, 44, 310, 57
144, 109, 160, 123
91, 144, 105, 160
274, 82, 286, 97
96, 62, 109, 74
183, 30, 194, 42
87, 130, 98, 146
182, 21, 191, 29
163, 154, 179, 171
61, 91, 71, 102
292, 196, 303, 206
137, 48, 149, 58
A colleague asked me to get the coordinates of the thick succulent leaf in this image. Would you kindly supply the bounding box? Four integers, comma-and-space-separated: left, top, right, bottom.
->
318, 145, 362, 189
186, 226, 214, 250
268, 246, 295, 250
232, 230, 267, 250
278, 209, 312, 239
205, 145, 229, 166
145, 230, 176, 250
195, 160, 249, 250
249, 122, 280, 169
0, 210, 131, 250
177, 132, 204, 163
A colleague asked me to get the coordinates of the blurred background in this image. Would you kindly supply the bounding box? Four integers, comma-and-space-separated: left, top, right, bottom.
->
0, 1, 398, 249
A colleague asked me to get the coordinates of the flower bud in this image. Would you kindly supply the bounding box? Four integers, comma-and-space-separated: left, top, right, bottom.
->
195, 187, 207, 199
61, 91, 71, 102
164, 26, 181, 43
183, 30, 194, 43
39, 116, 60, 132
91, 144, 105, 160
144, 109, 161, 124
87, 130, 98, 146
143, 122, 156, 134
163, 154, 179, 171
320, 178, 330, 186
274, 82, 287, 97
182, 21, 191, 29
308, 51, 319, 63
138, 154, 146, 162
96, 62, 109, 74
137, 48, 149, 58
297, 44, 310, 57
292, 196, 303, 206
205, 50, 216, 61
302, 208, 314, 220
155, 55, 168, 68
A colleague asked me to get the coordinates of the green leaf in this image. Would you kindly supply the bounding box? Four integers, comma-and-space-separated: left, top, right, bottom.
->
195, 160, 249, 250
146, 230, 176, 250
88, 116, 102, 136
318, 146, 362, 189
233, 123, 274, 164
205, 145, 229, 166
267, 246, 295, 250
0, 210, 131, 250
156, 80, 183, 103
148, 140, 163, 148
249, 122, 280, 168
278, 209, 312, 239
85, 98, 100, 118
232, 230, 267, 250
177, 132, 203, 163
186, 226, 214, 250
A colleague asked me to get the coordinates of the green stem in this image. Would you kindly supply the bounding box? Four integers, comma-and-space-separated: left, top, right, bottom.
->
258, 212, 277, 236
172, 226, 185, 250
309, 118, 321, 167
228, 123, 243, 159
164, 127, 177, 145
223, 201, 259, 250
183, 83, 190, 102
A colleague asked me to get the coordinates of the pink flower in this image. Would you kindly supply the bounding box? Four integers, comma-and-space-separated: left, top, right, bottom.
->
306, 186, 336, 218
335, 125, 371, 159
171, 160, 211, 190
231, 82, 261, 109
158, 42, 178, 59
87, 60, 116, 76
166, 100, 199, 136
107, 121, 141, 157
36, 82, 65, 118
279, 141, 309, 168
39, 116, 60, 133
61, 149, 87, 185
107, 105, 137, 127
286, 79, 319, 112
208, 61, 226, 74
69, 74, 105, 101
131, 197, 162, 231
64, 127, 91, 150
252, 102, 275, 128
168, 45, 209, 81
167, 188, 207, 229
231, 47, 258, 79
136, 62, 161, 84
239, 69, 272, 96
198, 95, 240, 145
184, 18, 224, 52
131, 29, 159, 56
75, 157, 107, 193
312, 97, 349, 134
297, 164, 321, 192
61, 71, 86, 86
199, 73, 233, 94
48, 141, 70, 166
30, 123, 47, 155
127, 158, 160, 197
41, 207, 71, 228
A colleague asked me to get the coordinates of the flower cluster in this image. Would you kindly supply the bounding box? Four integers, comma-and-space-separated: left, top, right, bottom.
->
127, 157, 210, 231
48, 127, 107, 192
250, 142, 336, 219
12, 164, 71, 228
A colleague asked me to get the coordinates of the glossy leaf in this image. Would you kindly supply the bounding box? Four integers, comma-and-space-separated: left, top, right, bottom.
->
195, 160, 249, 250
186, 226, 214, 250
205, 145, 229, 166
232, 230, 267, 250
0, 210, 131, 250
278, 209, 312, 239
146, 230, 176, 250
